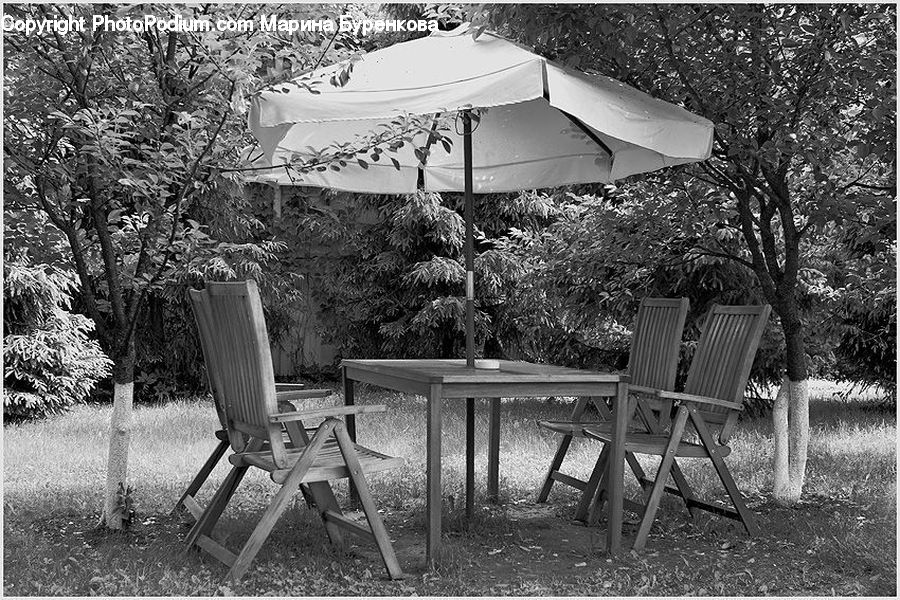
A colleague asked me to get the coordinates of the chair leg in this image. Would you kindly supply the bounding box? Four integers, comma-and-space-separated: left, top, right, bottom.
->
688, 406, 758, 536
184, 436, 266, 553
576, 444, 610, 522
227, 474, 307, 581
172, 436, 229, 517
668, 461, 699, 519
333, 422, 403, 580
227, 421, 338, 582
632, 402, 698, 518
537, 435, 574, 502
282, 420, 321, 511
184, 463, 249, 553
587, 453, 678, 527
625, 452, 647, 488
586, 456, 611, 526
711, 459, 758, 536
305, 481, 346, 547
537, 397, 589, 502
582, 443, 651, 524
633, 406, 689, 551
586, 457, 647, 526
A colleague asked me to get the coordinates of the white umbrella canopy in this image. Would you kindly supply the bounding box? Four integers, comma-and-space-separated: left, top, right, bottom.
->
247, 25, 714, 364
249, 27, 712, 192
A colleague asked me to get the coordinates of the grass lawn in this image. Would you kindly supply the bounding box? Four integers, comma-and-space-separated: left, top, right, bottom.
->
3, 382, 896, 596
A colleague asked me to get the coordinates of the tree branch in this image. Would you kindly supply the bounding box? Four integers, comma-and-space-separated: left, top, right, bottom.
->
122, 82, 237, 342
735, 190, 778, 300
693, 245, 756, 269
653, 6, 713, 117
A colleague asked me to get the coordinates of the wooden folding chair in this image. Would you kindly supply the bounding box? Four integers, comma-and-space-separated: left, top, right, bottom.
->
171, 296, 333, 522
536, 297, 690, 521
183, 280, 404, 581
584, 304, 771, 549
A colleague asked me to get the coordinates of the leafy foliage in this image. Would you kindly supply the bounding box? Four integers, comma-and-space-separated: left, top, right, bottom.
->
3, 254, 112, 421
496, 188, 783, 391
2, 3, 363, 397
253, 185, 559, 363
827, 205, 896, 397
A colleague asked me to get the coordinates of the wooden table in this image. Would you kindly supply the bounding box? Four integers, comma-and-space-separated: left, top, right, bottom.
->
341, 359, 629, 567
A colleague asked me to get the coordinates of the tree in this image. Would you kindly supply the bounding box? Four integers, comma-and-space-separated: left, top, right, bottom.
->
256, 185, 560, 363
2, 3, 353, 528
475, 4, 896, 503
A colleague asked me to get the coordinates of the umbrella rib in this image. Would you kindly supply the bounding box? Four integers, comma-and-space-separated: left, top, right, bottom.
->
426, 153, 609, 171
557, 108, 615, 159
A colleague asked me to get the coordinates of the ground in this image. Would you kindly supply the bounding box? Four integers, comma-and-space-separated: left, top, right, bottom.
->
3, 383, 896, 596
4, 490, 893, 596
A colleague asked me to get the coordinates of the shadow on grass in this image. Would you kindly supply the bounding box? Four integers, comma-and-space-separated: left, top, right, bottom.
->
4, 486, 896, 596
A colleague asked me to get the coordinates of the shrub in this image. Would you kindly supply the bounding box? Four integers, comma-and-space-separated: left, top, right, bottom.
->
3, 256, 112, 421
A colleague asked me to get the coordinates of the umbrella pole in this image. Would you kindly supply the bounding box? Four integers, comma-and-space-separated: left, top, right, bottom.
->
462, 111, 476, 522
462, 111, 475, 368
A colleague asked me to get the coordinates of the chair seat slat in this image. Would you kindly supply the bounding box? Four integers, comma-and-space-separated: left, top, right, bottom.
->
231, 444, 404, 484
583, 429, 732, 458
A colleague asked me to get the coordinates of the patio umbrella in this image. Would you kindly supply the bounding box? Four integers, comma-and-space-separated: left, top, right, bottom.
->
248, 25, 714, 368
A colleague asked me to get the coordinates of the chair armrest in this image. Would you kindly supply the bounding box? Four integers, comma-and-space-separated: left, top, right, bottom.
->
656, 390, 742, 411
629, 384, 663, 396
275, 383, 308, 391
269, 404, 387, 423
275, 389, 332, 402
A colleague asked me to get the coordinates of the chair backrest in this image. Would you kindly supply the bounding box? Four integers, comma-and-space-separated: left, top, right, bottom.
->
628, 298, 690, 389
189, 289, 229, 432
189, 281, 288, 465
627, 297, 690, 428
683, 304, 771, 443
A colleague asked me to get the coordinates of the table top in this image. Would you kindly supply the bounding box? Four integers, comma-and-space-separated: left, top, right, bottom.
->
341, 358, 627, 385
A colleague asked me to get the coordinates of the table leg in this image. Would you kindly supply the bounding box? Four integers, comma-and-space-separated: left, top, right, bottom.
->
607, 381, 628, 554
487, 397, 501, 503
426, 383, 443, 569
465, 397, 475, 521
343, 369, 359, 505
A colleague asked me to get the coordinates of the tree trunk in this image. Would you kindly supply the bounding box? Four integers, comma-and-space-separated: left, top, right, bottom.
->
100, 339, 136, 529
772, 315, 810, 505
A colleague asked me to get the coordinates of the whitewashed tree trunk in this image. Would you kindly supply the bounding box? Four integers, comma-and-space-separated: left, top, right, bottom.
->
101, 380, 134, 529
772, 376, 809, 504
772, 378, 790, 499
